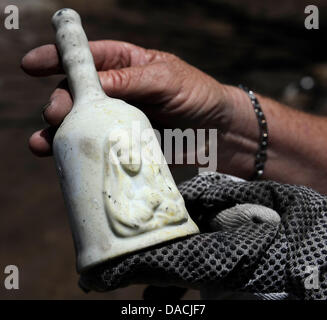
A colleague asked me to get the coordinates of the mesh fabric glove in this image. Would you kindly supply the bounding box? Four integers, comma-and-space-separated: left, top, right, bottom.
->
79, 172, 327, 300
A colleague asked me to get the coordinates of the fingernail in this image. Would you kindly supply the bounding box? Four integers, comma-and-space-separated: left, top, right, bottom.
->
41, 102, 52, 123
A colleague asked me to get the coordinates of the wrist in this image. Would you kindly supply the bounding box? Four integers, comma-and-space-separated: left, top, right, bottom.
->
216, 85, 262, 179
223, 85, 259, 139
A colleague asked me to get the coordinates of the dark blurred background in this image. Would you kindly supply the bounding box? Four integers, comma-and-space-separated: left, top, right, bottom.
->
1, 0, 327, 299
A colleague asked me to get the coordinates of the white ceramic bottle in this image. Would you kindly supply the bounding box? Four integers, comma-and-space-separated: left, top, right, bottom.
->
51, 8, 199, 273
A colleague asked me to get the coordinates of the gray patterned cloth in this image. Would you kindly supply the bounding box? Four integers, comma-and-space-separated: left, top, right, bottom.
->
79, 172, 327, 300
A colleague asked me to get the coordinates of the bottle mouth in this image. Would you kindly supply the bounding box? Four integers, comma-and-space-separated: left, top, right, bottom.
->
52, 8, 81, 30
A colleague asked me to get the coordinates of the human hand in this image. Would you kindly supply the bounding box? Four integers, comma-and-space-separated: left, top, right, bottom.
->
79, 172, 327, 300
21, 40, 232, 157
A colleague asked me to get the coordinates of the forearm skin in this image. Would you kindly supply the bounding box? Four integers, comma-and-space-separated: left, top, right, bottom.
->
217, 85, 327, 195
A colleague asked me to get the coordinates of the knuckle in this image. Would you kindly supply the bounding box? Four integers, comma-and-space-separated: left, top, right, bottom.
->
108, 69, 130, 91
145, 49, 172, 63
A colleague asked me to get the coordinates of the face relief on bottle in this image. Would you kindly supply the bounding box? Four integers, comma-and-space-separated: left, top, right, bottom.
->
51, 8, 199, 273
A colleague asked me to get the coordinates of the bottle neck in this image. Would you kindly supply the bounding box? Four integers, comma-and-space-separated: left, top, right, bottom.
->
52, 9, 106, 104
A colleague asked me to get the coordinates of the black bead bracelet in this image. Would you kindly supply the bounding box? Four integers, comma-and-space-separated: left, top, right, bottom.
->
238, 84, 268, 180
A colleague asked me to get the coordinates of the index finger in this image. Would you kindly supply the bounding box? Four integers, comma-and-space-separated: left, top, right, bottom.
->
21, 40, 149, 77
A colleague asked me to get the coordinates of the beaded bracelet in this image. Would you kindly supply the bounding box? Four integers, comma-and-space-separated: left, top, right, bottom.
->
238, 84, 268, 180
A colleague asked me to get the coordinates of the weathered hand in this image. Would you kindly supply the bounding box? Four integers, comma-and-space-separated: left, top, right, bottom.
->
21, 40, 231, 157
